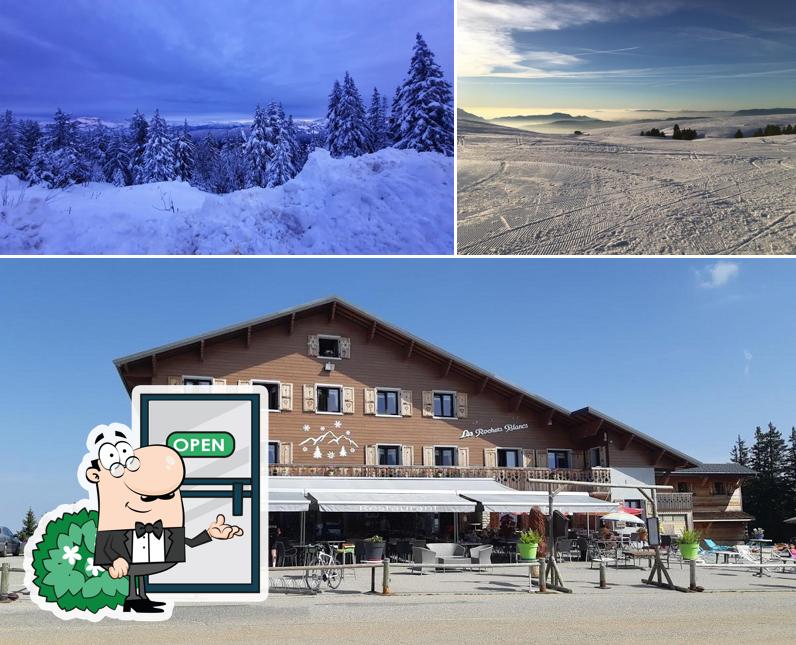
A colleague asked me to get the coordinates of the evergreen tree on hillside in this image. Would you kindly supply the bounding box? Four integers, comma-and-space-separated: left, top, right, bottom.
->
18, 507, 37, 541
244, 104, 270, 188
264, 101, 285, 159
285, 115, 304, 175
730, 435, 750, 466
86, 124, 109, 182
327, 72, 370, 158
15, 119, 41, 178
325, 80, 343, 152
388, 86, 401, 144
193, 132, 221, 192
174, 119, 195, 182
209, 137, 246, 194
745, 423, 788, 540
367, 88, 388, 151
141, 109, 176, 182
0, 109, 18, 176
28, 109, 86, 188
267, 122, 295, 188
393, 33, 453, 156
784, 428, 796, 523
103, 129, 131, 185
128, 109, 149, 184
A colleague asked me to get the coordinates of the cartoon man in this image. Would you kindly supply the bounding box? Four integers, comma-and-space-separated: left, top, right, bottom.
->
85, 427, 243, 614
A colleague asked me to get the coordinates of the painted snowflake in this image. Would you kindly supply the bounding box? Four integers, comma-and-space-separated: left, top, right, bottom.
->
326, 451, 335, 460
302, 446, 308, 452
334, 420, 342, 428
302, 424, 311, 432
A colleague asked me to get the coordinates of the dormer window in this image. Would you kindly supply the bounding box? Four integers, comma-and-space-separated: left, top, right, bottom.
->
319, 336, 341, 359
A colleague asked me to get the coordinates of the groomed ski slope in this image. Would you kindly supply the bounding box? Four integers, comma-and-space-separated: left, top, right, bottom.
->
0, 148, 453, 255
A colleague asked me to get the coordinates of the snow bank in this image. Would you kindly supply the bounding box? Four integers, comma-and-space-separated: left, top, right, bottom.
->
0, 148, 453, 255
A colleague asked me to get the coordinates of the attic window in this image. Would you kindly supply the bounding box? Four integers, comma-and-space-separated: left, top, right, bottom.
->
319, 336, 341, 359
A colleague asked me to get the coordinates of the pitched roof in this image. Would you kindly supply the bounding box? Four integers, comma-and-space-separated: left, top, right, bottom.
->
671, 463, 756, 476
113, 296, 700, 467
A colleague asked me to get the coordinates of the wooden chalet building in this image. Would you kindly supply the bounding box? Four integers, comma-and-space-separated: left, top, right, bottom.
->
114, 297, 754, 543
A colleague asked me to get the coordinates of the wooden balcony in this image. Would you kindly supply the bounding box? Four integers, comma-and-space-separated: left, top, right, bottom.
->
656, 492, 693, 512
268, 464, 611, 491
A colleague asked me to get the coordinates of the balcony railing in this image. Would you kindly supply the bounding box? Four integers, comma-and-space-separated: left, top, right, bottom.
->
656, 492, 693, 512
268, 465, 611, 491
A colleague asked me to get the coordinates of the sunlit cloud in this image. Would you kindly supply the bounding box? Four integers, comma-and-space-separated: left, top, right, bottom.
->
696, 261, 740, 289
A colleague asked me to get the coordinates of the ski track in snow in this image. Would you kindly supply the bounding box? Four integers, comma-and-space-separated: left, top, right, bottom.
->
0, 148, 453, 255
457, 115, 796, 255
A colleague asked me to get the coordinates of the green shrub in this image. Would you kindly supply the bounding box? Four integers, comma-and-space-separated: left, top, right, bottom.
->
519, 529, 543, 545
364, 535, 384, 543
678, 529, 701, 545
29, 508, 128, 614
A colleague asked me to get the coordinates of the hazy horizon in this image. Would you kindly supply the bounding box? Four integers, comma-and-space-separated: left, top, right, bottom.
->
458, 0, 796, 115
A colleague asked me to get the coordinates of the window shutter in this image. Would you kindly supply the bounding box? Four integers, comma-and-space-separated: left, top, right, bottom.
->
458, 447, 469, 467
522, 449, 535, 468
342, 386, 355, 414
571, 450, 585, 470
307, 335, 319, 357
365, 445, 377, 466
422, 446, 434, 466
484, 448, 498, 468
456, 392, 468, 419
422, 391, 433, 417
340, 337, 351, 359
364, 388, 376, 415
279, 443, 293, 465
303, 384, 316, 412
400, 390, 413, 417
280, 383, 293, 411
401, 445, 413, 466
535, 449, 548, 468
167, 376, 181, 385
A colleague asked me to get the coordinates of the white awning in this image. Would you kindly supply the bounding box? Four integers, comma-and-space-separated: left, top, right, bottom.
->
308, 490, 476, 513
269, 490, 310, 512
460, 490, 617, 514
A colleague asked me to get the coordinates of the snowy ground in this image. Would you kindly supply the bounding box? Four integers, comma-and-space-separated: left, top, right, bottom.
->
0, 148, 453, 255
458, 114, 796, 255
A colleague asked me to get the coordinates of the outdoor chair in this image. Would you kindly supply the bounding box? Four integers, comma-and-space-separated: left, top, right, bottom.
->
555, 538, 576, 562
276, 541, 298, 568
411, 546, 437, 575
469, 545, 494, 572
703, 538, 738, 564
427, 543, 466, 558
396, 540, 413, 562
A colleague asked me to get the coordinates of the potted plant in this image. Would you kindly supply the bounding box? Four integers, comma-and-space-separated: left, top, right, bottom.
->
363, 535, 385, 561
678, 529, 701, 561
517, 529, 542, 561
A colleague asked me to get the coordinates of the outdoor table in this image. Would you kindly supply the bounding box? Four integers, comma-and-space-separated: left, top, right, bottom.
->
458, 542, 481, 557
749, 538, 773, 577
623, 548, 656, 569
437, 556, 470, 572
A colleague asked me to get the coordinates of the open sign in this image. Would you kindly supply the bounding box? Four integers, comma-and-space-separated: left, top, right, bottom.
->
167, 431, 236, 458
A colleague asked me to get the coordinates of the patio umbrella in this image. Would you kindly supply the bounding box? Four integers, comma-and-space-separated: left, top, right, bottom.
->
785, 517, 796, 524
618, 505, 643, 516
601, 511, 645, 525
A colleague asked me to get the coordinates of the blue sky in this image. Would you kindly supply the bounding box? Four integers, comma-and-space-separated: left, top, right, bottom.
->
1, 258, 794, 525
0, 0, 453, 122
458, 0, 796, 116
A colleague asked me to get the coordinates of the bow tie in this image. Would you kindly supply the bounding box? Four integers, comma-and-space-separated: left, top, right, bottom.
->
135, 520, 164, 539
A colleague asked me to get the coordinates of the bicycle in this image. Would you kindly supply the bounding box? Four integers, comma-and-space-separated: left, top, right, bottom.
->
304, 543, 343, 592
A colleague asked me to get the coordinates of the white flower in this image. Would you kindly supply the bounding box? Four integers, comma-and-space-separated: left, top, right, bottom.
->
62, 545, 82, 566
334, 420, 342, 428
302, 424, 311, 432
85, 557, 102, 577
326, 451, 335, 459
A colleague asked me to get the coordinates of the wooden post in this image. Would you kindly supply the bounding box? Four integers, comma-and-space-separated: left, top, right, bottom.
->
689, 559, 697, 591
528, 563, 534, 593
599, 561, 608, 589
0, 562, 9, 597
382, 559, 391, 595
538, 560, 547, 593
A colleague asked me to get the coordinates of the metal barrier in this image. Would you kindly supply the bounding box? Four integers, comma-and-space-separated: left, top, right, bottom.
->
0, 562, 26, 602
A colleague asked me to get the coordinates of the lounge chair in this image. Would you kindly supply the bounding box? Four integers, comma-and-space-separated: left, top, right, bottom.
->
411, 546, 437, 575
703, 538, 738, 563
470, 545, 494, 572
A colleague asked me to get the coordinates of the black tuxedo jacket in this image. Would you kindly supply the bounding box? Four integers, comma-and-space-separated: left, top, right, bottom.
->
94, 526, 212, 566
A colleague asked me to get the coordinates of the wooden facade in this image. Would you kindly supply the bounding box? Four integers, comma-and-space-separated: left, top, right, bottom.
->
115, 297, 753, 539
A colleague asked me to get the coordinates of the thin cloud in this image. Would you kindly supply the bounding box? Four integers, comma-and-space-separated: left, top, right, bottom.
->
743, 349, 753, 377
696, 261, 740, 289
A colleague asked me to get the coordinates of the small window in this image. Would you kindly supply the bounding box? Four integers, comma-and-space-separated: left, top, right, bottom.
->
589, 447, 604, 467
677, 482, 691, 493
713, 481, 727, 495
547, 450, 570, 469
253, 380, 280, 411
183, 376, 213, 385
319, 336, 341, 359
377, 389, 400, 416
378, 445, 402, 465
317, 386, 342, 413
268, 442, 279, 465
433, 392, 456, 418
497, 448, 521, 468
435, 446, 457, 466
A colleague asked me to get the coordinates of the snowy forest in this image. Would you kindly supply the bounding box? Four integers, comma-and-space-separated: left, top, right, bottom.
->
0, 34, 452, 195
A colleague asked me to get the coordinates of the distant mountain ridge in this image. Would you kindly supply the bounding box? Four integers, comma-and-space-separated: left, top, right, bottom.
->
457, 108, 486, 122
733, 108, 796, 116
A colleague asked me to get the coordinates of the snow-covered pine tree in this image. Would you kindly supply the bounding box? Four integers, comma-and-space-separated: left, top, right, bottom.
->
393, 33, 454, 156
325, 80, 343, 153
15, 119, 41, 178
327, 72, 370, 158
141, 109, 177, 183
0, 110, 18, 176
27, 108, 86, 188
103, 129, 131, 185
193, 132, 220, 192
174, 119, 195, 182
367, 88, 388, 151
128, 109, 148, 184
263, 102, 285, 159
267, 120, 295, 188
243, 104, 270, 188
86, 124, 109, 182
388, 86, 401, 145
285, 115, 303, 175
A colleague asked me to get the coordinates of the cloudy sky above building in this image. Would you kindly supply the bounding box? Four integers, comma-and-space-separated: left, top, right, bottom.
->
0, 0, 453, 122
458, 0, 796, 116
